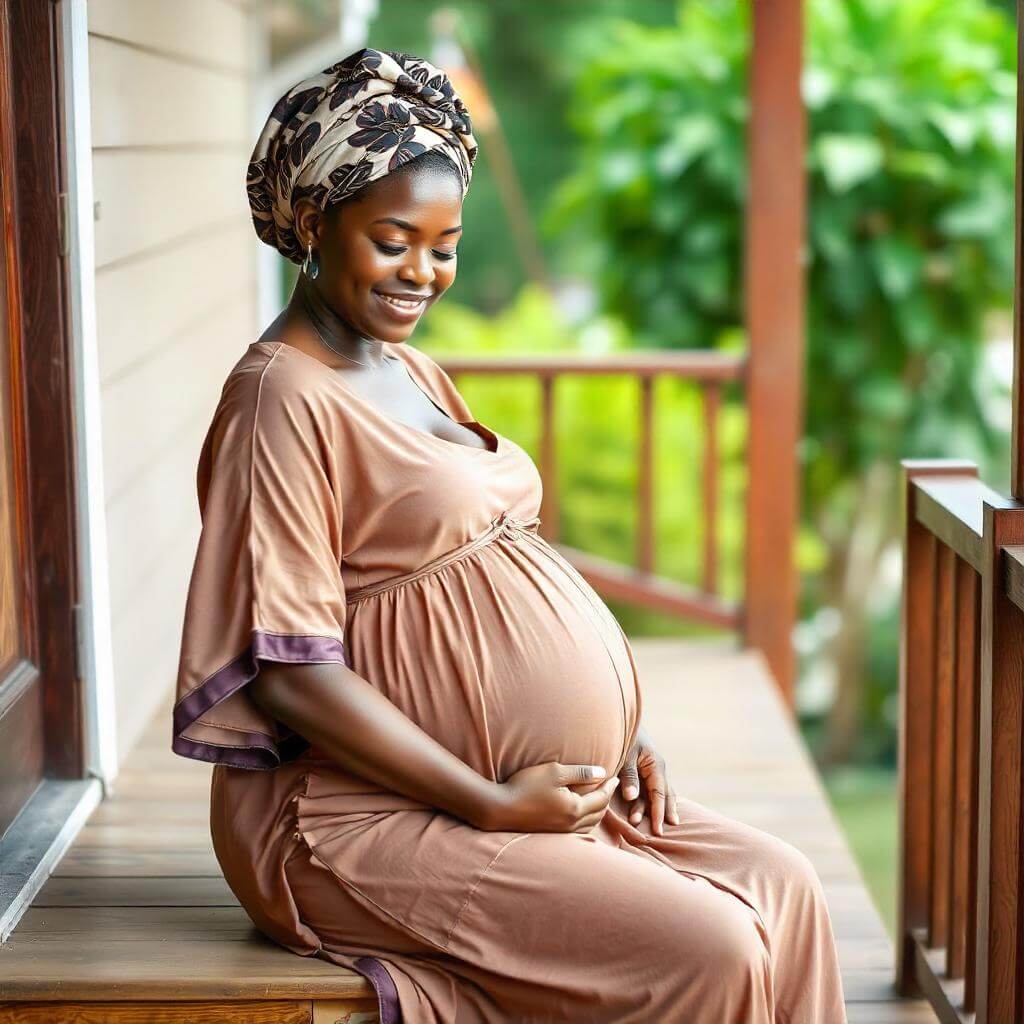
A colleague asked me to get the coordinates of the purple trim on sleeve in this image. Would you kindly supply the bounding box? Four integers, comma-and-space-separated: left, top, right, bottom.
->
352, 956, 402, 1024
172, 630, 349, 771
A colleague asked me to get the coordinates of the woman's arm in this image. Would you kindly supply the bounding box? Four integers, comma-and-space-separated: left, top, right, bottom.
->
249, 663, 618, 834
250, 662, 501, 827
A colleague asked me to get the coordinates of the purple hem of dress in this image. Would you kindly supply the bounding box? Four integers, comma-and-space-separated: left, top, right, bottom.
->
172, 630, 349, 770
352, 956, 402, 1024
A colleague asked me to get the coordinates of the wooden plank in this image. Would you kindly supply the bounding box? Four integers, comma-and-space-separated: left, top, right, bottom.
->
538, 375, 559, 542
636, 375, 654, 573
1, 639, 938, 1019
928, 543, 955, 948
34, 876, 236, 908
553, 544, 740, 628
0, 1002, 314, 1024
88, 35, 247, 149
0, 939, 374, 1000
50, 848, 220, 878
434, 351, 745, 379
701, 382, 720, 594
913, 474, 1012, 573
948, 561, 980, 993
743, 0, 805, 702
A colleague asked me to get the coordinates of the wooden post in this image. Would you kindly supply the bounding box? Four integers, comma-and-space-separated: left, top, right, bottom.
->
975, 498, 1024, 1023
1011, 0, 1024, 500
743, 0, 805, 705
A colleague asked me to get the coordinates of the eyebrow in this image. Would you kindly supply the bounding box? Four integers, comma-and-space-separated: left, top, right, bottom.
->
370, 216, 462, 236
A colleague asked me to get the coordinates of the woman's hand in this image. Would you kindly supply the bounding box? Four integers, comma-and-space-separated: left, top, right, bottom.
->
618, 725, 680, 836
481, 762, 620, 834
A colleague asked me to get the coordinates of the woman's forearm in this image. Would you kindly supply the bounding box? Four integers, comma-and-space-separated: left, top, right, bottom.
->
248, 661, 501, 827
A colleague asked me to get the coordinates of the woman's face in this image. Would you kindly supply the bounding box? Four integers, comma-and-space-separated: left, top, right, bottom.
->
298, 169, 464, 344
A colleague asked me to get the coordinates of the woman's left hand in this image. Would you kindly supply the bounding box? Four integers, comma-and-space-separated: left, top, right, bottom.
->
618, 724, 680, 836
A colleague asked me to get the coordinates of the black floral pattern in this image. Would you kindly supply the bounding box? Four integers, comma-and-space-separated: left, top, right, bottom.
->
248, 47, 479, 264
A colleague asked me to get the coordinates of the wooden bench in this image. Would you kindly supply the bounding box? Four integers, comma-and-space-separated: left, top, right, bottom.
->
0, 639, 938, 1022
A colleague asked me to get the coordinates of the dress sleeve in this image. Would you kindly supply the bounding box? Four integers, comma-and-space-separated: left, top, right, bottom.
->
172, 365, 350, 770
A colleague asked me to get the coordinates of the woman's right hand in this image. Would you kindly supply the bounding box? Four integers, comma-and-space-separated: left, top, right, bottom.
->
479, 762, 619, 833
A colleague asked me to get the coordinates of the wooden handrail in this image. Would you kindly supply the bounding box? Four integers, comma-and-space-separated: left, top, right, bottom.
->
897, 458, 1024, 1022
438, 350, 746, 380
912, 474, 1010, 573
438, 349, 756, 655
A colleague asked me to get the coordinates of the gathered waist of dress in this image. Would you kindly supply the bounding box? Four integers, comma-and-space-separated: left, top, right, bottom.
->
346, 509, 542, 604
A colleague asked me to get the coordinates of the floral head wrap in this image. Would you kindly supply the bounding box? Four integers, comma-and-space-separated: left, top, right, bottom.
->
247, 47, 480, 264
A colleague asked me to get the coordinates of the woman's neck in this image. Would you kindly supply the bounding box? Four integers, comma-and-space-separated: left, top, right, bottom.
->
286, 275, 390, 369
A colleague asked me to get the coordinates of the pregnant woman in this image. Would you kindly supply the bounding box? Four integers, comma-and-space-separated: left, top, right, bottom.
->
172, 47, 847, 1023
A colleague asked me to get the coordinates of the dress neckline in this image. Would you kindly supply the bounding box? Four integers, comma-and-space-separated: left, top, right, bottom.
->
260, 339, 503, 457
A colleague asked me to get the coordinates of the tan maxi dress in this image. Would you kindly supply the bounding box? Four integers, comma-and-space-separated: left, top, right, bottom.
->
172, 338, 848, 1024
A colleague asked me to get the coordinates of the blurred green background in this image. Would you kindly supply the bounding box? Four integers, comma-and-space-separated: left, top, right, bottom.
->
300, 0, 1020, 936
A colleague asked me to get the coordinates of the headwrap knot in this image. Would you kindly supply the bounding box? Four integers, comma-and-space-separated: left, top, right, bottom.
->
247, 47, 479, 264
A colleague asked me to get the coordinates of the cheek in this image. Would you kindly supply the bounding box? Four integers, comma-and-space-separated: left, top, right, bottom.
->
436, 262, 457, 291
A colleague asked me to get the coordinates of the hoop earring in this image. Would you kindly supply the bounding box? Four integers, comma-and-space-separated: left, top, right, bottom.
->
302, 240, 320, 281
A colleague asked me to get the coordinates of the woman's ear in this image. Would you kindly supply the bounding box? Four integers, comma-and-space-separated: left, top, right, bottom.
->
293, 198, 323, 251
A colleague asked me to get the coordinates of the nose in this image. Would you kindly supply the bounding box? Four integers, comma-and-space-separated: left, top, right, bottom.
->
397, 248, 435, 288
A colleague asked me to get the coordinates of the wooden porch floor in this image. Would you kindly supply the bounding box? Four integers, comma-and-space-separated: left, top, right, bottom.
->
0, 639, 939, 1022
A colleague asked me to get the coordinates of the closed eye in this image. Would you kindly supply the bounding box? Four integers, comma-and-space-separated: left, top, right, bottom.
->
375, 241, 457, 260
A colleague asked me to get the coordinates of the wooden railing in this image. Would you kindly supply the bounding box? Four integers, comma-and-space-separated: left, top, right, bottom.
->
439, 351, 745, 632
897, 459, 1024, 1023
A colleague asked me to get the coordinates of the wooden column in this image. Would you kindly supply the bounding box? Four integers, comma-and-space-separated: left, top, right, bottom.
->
743, 0, 806, 704
1011, 1, 1024, 499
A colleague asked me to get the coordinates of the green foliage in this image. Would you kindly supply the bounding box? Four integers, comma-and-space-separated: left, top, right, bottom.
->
543, 0, 1016, 760
368, 0, 680, 312
548, 0, 1014, 506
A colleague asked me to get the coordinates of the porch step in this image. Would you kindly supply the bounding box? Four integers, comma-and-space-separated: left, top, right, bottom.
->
0, 639, 938, 1022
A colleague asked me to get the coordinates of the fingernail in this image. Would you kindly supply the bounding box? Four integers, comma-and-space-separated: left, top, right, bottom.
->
590, 766, 606, 779
624, 786, 638, 799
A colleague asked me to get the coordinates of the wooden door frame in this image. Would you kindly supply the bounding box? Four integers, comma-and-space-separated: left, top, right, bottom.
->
0, 0, 109, 944
1, 0, 82, 780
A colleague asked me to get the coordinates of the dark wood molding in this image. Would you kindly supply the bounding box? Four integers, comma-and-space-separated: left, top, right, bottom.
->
5, 0, 82, 780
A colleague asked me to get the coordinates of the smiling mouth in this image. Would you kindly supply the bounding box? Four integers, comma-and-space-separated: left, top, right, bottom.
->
376, 292, 428, 312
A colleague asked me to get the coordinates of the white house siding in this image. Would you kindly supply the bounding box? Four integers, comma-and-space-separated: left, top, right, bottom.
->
88, 0, 260, 765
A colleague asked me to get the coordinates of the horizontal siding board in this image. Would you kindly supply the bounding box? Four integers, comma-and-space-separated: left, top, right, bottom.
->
105, 421, 207, 620
96, 227, 256, 384
111, 539, 195, 764
87, 0, 250, 73
89, 36, 248, 149
100, 294, 256, 502
92, 149, 248, 268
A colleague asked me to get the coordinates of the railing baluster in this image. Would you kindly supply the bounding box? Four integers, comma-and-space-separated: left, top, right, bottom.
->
702, 383, 720, 596
946, 561, 978, 983
962, 565, 981, 1010
538, 373, 559, 543
433, 351, 748, 632
930, 544, 956, 951
637, 375, 655, 575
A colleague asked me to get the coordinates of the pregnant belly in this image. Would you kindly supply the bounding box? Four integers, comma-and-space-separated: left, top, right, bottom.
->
346, 533, 641, 784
